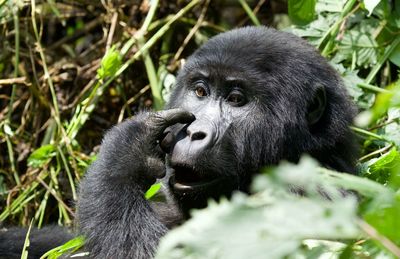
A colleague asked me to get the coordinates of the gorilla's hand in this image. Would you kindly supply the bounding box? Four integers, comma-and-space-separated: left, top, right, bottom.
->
77, 108, 193, 258
99, 108, 194, 190
124, 108, 194, 190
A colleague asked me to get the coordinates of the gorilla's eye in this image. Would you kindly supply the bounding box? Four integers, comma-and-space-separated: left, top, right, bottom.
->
227, 90, 246, 106
195, 85, 207, 97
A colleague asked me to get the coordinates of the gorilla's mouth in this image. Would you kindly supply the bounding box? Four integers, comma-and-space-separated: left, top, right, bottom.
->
169, 165, 222, 192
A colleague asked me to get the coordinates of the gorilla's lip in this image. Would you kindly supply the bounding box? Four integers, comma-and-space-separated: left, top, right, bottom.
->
169, 165, 223, 192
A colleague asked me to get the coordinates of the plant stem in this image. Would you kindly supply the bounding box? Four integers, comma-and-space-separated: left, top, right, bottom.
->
5, 3, 21, 185
137, 0, 162, 110
239, 0, 261, 26
350, 126, 390, 142
357, 83, 391, 94
365, 36, 400, 84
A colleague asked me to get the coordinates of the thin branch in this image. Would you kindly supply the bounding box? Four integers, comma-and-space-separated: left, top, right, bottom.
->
358, 220, 400, 257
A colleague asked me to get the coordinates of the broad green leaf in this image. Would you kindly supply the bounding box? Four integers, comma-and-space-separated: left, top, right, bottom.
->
362, 148, 400, 184
27, 144, 56, 168
339, 29, 379, 68
155, 157, 360, 259
362, 0, 382, 15
364, 193, 400, 246
288, 0, 317, 25
156, 194, 358, 259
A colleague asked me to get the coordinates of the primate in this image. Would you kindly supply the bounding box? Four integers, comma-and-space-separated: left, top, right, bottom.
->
0, 26, 357, 259
77, 26, 357, 258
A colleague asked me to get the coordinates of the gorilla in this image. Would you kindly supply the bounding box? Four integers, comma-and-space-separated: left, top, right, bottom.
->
0, 26, 357, 259
76, 26, 357, 258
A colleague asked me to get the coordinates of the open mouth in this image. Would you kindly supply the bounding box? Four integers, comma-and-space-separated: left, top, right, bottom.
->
169, 165, 223, 192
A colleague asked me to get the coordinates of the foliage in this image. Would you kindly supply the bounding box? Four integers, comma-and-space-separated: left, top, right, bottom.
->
1, 0, 400, 258
40, 236, 85, 259
156, 157, 361, 259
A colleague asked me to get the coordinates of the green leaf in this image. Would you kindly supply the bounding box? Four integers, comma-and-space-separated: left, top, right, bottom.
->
27, 144, 56, 168
363, 148, 400, 184
339, 27, 379, 68
315, 0, 347, 13
364, 192, 400, 246
145, 183, 162, 200
288, 0, 317, 25
380, 108, 400, 148
362, 0, 382, 15
155, 157, 360, 259
389, 42, 400, 68
330, 63, 375, 109
41, 236, 86, 259
97, 46, 122, 79
3, 123, 13, 136
20, 221, 33, 259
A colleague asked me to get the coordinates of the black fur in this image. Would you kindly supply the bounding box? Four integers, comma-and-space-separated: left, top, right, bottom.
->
0, 226, 73, 259
0, 26, 358, 258
77, 27, 357, 258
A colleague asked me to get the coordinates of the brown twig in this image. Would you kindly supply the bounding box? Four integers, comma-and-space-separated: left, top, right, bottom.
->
36, 177, 75, 217
106, 12, 119, 52
0, 77, 29, 85
169, 0, 210, 70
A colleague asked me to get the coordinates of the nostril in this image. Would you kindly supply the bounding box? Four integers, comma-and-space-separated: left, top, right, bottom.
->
191, 131, 207, 141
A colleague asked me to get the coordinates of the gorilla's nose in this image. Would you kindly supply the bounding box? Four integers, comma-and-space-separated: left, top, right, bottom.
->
186, 123, 214, 147
169, 123, 215, 163
187, 129, 207, 141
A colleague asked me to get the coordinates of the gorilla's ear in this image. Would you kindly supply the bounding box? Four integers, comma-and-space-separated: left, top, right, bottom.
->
307, 85, 326, 125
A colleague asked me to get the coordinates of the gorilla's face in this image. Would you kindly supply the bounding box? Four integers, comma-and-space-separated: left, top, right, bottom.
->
163, 27, 355, 206
164, 57, 279, 202
165, 66, 257, 200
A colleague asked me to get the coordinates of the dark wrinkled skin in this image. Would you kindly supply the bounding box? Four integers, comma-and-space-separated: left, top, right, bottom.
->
62, 27, 358, 258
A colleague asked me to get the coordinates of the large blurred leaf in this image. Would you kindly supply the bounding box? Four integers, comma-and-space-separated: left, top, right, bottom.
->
155, 157, 360, 259
288, 0, 317, 25
364, 192, 400, 246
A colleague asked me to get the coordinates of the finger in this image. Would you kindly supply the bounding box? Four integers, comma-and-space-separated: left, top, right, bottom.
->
158, 108, 195, 127
146, 157, 166, 179
148, 108, 195, 132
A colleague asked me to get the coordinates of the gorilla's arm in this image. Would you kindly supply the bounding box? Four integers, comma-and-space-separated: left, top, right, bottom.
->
77, 109, 194, 258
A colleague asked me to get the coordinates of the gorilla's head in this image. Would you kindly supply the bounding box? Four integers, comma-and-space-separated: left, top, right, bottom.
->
163, 27, 357, 208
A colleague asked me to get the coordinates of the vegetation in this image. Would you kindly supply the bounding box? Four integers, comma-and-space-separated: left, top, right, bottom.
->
0, 0, 400, 258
